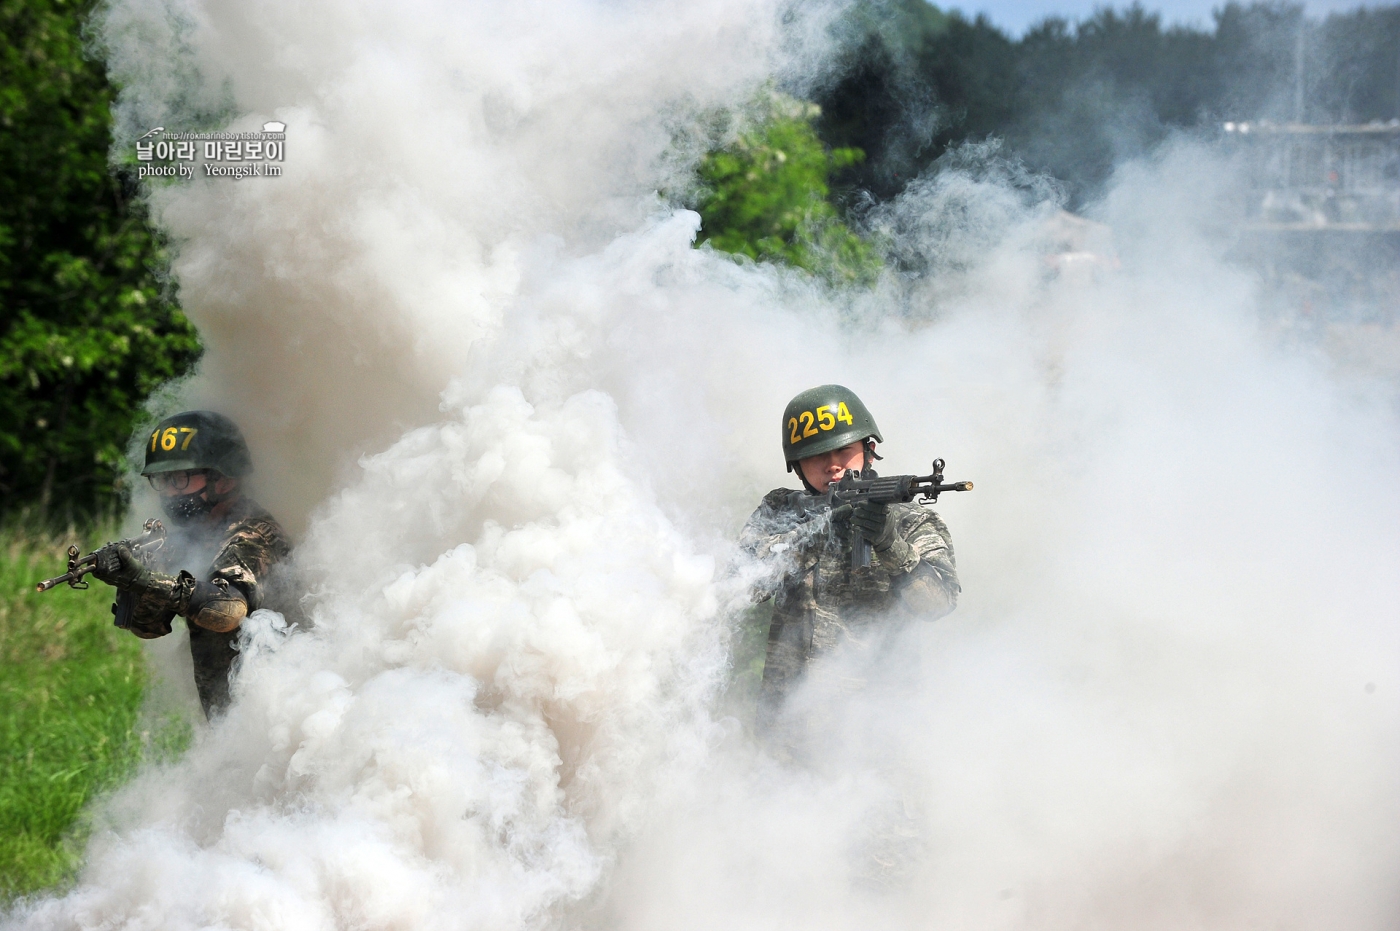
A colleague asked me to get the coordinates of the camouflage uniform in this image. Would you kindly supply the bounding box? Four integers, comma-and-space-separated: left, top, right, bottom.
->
740, 488, 959, 721
117, 496, 291, 717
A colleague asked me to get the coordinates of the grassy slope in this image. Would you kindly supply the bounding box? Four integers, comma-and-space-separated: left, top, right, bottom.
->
0, 534, 148, 899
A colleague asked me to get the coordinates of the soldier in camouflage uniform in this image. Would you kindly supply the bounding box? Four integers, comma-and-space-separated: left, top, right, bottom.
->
92, 411, 291, 719
741, 385, 959, 729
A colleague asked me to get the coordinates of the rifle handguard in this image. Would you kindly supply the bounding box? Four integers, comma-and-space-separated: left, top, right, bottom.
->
36, 519, 167, 593
827, 458, 974, 570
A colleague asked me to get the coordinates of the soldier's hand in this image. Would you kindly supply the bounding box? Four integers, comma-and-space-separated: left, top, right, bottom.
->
91, 542, 148, 591
851, 500, 898, 551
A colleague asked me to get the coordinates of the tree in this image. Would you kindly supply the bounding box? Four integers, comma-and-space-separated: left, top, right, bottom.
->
693, 95, 883, 286
0, 0, 201, 524
813, 0, 1400, 209
1312, 6, 1400, 122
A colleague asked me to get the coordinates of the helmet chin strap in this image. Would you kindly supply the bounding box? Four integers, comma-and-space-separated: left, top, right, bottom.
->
202, 473, 238, 505
864, 439, 882, 469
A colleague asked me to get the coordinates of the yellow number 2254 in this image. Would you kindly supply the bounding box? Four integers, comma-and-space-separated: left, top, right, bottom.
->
787, 402, 857, 446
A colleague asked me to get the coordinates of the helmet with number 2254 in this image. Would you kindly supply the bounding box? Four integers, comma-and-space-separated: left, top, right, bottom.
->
780, 385, 881, 473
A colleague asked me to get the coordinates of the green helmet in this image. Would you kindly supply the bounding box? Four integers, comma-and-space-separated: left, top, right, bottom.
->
141, 410, 253, 477
781, 385, 882, 472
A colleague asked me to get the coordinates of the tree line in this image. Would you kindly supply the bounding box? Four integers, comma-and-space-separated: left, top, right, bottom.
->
812, 0, 1400, 206
1, 0, 200, 525
4, 0, 1399, 523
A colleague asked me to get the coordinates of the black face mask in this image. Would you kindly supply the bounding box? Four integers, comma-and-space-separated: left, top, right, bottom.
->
161, 490, 217, 524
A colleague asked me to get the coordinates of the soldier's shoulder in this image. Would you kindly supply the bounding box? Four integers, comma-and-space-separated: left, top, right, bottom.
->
895, 503, 952, 538
759, 487, 803, 510
741, 488, 807, 540
224, 498, 291, 551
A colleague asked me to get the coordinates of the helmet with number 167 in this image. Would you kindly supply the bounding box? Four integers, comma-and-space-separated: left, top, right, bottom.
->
141, 411, 253, 477
781, 385, 882, 473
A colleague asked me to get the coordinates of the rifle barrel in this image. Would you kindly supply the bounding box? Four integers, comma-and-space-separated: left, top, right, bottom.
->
36, 568, 87, 593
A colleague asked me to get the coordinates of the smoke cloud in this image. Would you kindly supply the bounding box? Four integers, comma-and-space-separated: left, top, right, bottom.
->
8, 0, 1400, 928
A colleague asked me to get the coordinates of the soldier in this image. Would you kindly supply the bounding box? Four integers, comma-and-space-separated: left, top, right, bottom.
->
91, 411, 291, 719
740, 385, 960, 730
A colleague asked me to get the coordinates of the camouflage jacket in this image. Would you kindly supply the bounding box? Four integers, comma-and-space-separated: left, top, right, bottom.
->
740, 487, 960, 692
123, 497, 292, 639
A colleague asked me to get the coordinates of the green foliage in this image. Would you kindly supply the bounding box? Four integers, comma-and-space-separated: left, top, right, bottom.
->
0, 0, 202, 524
0, 532, 157, 900
694, 98, 883, 287
820, 0, 1021, 199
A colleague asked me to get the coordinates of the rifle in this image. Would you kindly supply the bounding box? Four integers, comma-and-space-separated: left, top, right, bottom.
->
36, 519, 167, 593
807, 459, 973, 571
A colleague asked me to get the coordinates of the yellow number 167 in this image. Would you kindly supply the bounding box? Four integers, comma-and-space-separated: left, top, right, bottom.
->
788, 402, 855, 445
151, 426, 198, 452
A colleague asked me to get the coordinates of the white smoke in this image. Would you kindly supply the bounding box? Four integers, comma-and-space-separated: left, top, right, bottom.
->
9, 0, 1400, 927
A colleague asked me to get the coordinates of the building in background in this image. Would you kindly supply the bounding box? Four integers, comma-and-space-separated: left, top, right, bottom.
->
1223, 121, 1400, 378
1224, 121, 1400, 231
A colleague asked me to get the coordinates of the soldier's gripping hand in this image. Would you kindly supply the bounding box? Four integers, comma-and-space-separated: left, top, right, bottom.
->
851, 500, 899, 552
92, 542, 148, 591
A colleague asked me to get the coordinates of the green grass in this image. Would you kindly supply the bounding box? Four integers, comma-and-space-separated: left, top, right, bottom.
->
0, 532, 153, 900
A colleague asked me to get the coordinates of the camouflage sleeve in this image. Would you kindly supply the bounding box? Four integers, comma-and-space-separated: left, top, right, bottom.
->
118, 588, 178, 639
117, 569, 200, 638
874, 506, 960, 619
738, 490, 798, 554
738, 490, 822, 603
208, 517, 291, 612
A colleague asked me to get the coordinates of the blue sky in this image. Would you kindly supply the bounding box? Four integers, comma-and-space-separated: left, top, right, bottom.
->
960, 0, 1383, 36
